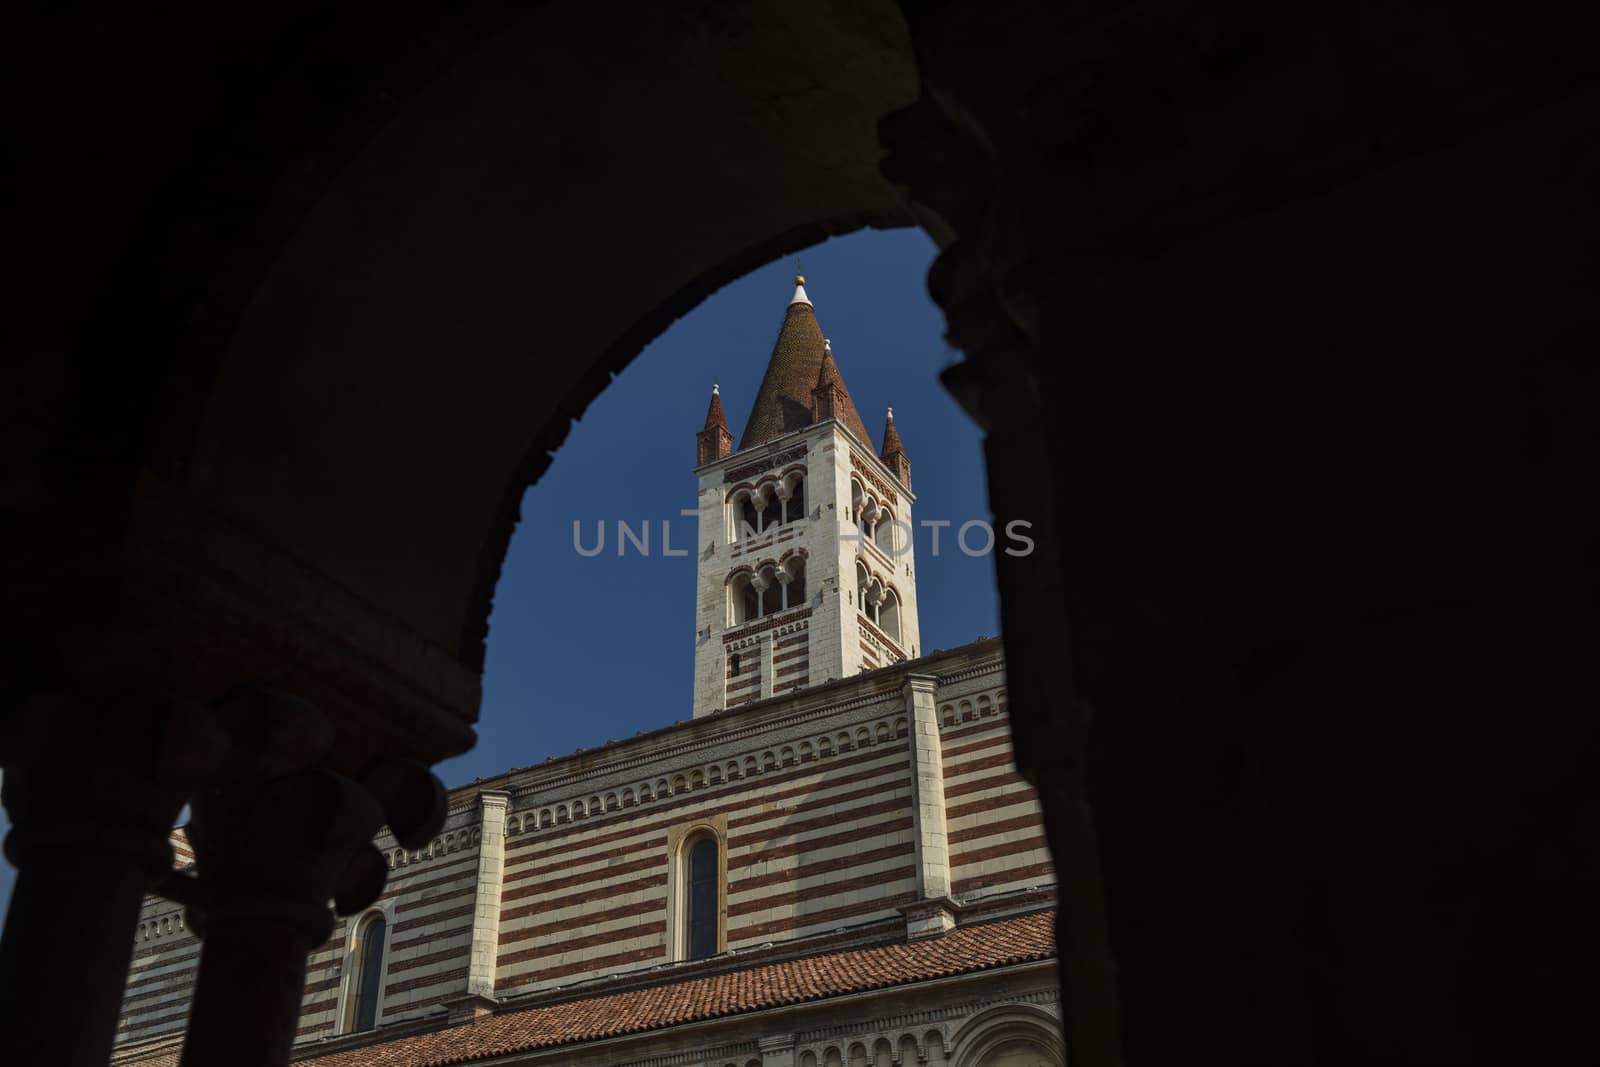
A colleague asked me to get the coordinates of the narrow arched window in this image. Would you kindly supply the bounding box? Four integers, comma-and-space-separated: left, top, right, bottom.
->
785, 476, 806, 523
880, 589, 901, 643
346, 914, 386, 1033
785, 559, 806, 607
686, 835, 719, 960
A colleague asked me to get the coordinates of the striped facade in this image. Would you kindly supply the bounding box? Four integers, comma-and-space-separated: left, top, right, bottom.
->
112, 640, 1059, 1065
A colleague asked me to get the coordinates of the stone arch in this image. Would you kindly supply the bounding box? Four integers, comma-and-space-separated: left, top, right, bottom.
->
947, 1004, 1065, 1067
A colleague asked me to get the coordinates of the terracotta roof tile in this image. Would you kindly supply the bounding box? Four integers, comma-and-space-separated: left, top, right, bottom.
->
296, 911, 1055, 1067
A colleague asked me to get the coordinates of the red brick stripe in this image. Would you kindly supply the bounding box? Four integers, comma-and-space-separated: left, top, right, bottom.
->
388, 943, 472, 977
729, 890, 917, 943
386, 965, 468, 996
950, 835, 1049, 868
728, 840, 912, 896
942, 732, 1011, 760
393, 901, 476, 936
499, 895, 664, 948
501, 873, 668, 924
943, 768, 1032, 802
733, 796, 908, 844
946, 788, 1040, 823
942, 750, 1015, 779
728, 863, 916, 919
948, 812, 1043, 846
953, 861, 1054, 896
496, 944, 666, 991
391, 921, 473, 955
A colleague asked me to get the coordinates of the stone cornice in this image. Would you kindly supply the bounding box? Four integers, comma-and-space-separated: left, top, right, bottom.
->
448, 640, 1005, 803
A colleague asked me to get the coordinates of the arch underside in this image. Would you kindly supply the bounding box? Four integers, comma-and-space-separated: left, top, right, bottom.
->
118, 0, 923, 760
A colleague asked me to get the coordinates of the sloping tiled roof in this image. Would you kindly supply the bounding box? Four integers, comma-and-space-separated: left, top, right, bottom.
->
880, 408, 907, 463
738, 284, 875, 452
296, 911, 1055, 1067
703, 385, 729, 432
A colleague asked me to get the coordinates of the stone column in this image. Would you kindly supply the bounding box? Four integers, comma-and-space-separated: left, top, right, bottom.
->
903, 674, 955, 938
177, 690, 445, 1067
0, 689, 224, 1067
466, 790, 509, 1000
888, 3, 1600, 1062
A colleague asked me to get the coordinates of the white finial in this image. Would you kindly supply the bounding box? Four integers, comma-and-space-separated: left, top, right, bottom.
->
824, 338, 831, 351
887, 405, 894, 419
713, 383, 720, 395
789, 272, 812, 308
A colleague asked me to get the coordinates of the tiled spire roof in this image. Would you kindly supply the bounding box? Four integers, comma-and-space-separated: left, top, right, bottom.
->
738, 276, 875, 452
880, 405, 912, 490
880, 406, 907, 461
703, 383, 729, 432
696, 383, 735, 465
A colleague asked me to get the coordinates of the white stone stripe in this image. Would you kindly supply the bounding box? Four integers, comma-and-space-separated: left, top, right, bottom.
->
727, 851, 912, 908
729, 801, 912, 860
499, 860, 666, 920
498, 910, 661, 959
728, 899, 911, 947
499, 884, 662, 936
495, 930, 662, 982
945, 797, 1044, 835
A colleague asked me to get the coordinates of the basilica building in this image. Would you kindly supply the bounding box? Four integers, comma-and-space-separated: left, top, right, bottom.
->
112, 278, 1061, 1067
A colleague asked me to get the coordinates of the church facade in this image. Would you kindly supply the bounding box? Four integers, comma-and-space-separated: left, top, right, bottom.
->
112, 279, 1061, 1067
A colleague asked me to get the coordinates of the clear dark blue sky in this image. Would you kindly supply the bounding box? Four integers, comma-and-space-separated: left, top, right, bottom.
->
0, 227, 1001, 909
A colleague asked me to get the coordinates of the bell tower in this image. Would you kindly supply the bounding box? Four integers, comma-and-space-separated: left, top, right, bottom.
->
690, 276, 921, 718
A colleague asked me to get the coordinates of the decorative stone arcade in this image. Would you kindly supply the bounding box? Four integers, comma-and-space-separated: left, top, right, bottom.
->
691, 277, 922, 719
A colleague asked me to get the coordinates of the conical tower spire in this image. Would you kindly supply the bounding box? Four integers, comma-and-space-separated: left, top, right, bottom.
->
880, 404, 912, 489
696, 383, 735, 465
740, 276, 874, 451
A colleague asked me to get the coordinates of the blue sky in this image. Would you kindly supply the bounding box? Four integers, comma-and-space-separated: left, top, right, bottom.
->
0, 227, 1000, 911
